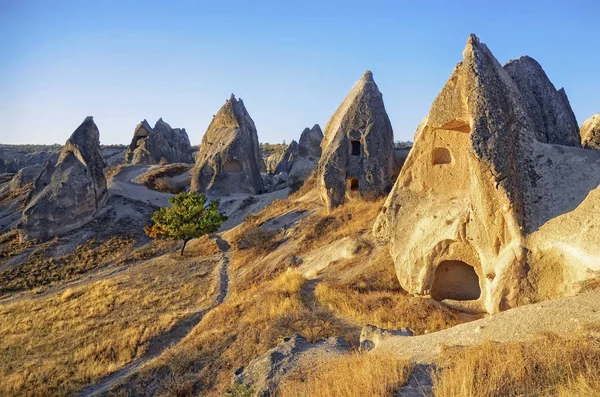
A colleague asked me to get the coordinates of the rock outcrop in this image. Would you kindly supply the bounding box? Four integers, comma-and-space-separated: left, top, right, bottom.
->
0, 145, 60, 174
318, 71, 395, 210
504, 56, 580, 146
124, 118, 193, 165
298, 124, 323, 158
266, 140, 299, 175
581, 113, 600, 150
233, 334, 350, 396
191, 94, 263, 195
374, 34, 600, 314
18, 117, 108, 241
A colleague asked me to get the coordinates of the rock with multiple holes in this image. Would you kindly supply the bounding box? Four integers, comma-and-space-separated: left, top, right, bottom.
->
191, 94, 263, 195
374, 34, 600, 314
298, 124, 324, 158
233, 334, 350, 396
580, 113, 600, 150
124, 118, 193, 165
318, 71, 395, 210
19, 117, 108, 241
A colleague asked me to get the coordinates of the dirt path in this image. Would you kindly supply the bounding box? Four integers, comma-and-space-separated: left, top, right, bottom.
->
77, 238, 231, 397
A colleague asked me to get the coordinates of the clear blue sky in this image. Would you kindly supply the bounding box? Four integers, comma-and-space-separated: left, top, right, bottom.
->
1, 0, 599, 145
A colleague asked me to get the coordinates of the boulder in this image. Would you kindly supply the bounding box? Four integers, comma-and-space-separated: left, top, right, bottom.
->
374, 34, 600, 314
191, 94, 263, 195
18, 117, 108, 241
298, 124, 323, 158
287, 157, 318, 188
233, 334, 350, 396
504, 56, 580, 146
8, 164, 44, 191
318, 71, 395, 210
124, 118, 193, 165
581, 113, 600, 150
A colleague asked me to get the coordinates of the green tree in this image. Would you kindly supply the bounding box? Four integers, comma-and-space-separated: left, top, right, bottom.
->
145, 192, 227, 256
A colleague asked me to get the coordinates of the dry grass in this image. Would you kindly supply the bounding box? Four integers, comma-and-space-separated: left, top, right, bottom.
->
0, 253, 219, 396
432, 333, 600, 397
0, 236, 137, 295
279, 352, 410, 397
135, 163, 191, 193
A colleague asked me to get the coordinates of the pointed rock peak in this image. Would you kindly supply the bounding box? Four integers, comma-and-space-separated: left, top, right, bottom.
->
229, 93, 237, 102
504, 55, 543, 71
311, 124, 323, 135
68, 116, 99, 146
302, 127, 311, 134
135, 119, 152, 134
362, 70, 374, 82
154, 118, 171, 130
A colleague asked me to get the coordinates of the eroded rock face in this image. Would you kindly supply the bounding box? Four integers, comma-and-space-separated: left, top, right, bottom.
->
19, 117, 108, 241
504, 56, 580, 147
191, 94, 263, 195
374, 34, 600, 314
266, 140, 299, 175
318, 71, 395, 210
124, 118, 193, 165
298, 124, 323, 158
581, 113, 600, 150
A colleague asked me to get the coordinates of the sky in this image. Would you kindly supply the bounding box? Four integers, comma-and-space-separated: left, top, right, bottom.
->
1, 0, 599, 146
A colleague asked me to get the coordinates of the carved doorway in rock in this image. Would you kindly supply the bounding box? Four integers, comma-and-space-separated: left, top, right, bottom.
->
431, 260, 481, 301
223, 159, 243, 173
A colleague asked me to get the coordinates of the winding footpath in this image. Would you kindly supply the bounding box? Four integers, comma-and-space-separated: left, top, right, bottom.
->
77, 238, 231, 397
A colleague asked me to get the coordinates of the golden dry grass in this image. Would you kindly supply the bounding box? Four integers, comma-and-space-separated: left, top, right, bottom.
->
432, 333, 600, 397
278, 352, 410, 397
0, 253, 219, 396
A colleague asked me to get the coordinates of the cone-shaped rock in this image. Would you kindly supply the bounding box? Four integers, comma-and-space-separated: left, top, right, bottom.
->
374, 34, 600, 314
504, 56, 580, 146
191, 95, 263, 195
318, 71, 395, 210
266, 140, 299, 175
19, 117, 108, 241
581, 113, 600, 150
298, 124, 323, 158
125, 118, 193, 165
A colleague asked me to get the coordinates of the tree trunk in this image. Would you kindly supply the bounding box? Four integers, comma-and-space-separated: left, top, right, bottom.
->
180, 239, 189, 256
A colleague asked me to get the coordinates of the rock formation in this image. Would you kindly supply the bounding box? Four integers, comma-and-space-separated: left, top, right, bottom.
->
581, 113, 600, 150
266, 140, 299, 175
124, 118, 193, 165
374, 34, 600, 314
318, 71, 395, 210
0, 145, 60, 174
298, 124, 323, 158
18, 117, 108, 241
504, 56, 580, 146
191, 94, 263, 195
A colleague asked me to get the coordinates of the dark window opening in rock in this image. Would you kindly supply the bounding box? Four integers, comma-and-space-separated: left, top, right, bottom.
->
439, 119, 471, 133
351, 140, 361, 156
430, 260, 481, 301
349, 178, 359, 191
223, 159, 243, 173
432, 147, 452, 165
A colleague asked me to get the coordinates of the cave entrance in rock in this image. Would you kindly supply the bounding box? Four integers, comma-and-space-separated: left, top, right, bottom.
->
351, 140, 361, 156
223, 159, 243, 173
431, 260, 481, 301
432, 147, 452, 165
348, 178, 359, 191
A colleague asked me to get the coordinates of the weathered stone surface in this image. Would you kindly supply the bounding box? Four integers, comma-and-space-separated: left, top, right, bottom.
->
504, 56, 580, 146
124, 118, 193, 165
298, 124, 323, 158
374, 34, 600, 315
318, 71, 395, 210
266, 140, 299, 175
360, 324, 413, 352
581, 113, 600, 150
8, 164, 44, 191
191, 94, 263, 195
287, 157, 318, 188
18, 117, 108, 241
0, 145, 60, 174
233, 334, 350, 396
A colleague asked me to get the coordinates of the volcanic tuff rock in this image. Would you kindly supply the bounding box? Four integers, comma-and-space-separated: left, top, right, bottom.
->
374, 34, 600, 315
18, 116, 108, 241
191, 94, 263, 195
298, 124, 323, 158
504, 56, 580, 146
0, 145, 60, 174
580, 113, 600, 150
124, 118, 193, 165
318, 71, 395, 210
266, 140, 299, 175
